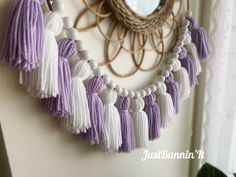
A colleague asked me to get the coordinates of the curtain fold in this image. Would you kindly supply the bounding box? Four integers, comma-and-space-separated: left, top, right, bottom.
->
193, 0, 236, 176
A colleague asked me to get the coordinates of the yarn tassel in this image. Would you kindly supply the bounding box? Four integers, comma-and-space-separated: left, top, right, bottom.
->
45, 38, 77, 118
20, 11, 63, 98
156, 83, 176, 128
144, 93, 161, 140
61, 60, 91, 134
130, 97, 149, 148
185, 33, 202, 75
164, 72, 180, 113
100, 88, 122, 152
115, 96, 135, 153
173, 59, 191, 101
81, 76, 107, 145
1, 0, 44, 71
187, 17, 211, 60
179, 47, 198, 88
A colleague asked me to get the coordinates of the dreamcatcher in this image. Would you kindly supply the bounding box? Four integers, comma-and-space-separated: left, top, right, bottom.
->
0, 0, 211, 153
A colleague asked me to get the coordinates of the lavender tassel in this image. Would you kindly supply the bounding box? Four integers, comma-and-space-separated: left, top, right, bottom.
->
81, 76, 107, 145
144, 93, 161, 140
45, 39, 77, 118
187, 17, 211, 60
115, 96, 135, 153
179, 47, 198, 88
164, 72, 180, 113
1, 0, 44, 71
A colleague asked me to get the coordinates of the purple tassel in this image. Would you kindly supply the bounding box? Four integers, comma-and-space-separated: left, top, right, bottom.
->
144, 93, 161, 140
187, 17, 211, 60
115, 96, 135, 153
81, 76, 107, 145
164, 72, 180, 113
45, 38, 77, 118
179, 47, 198, 87
1, 0, 44, 71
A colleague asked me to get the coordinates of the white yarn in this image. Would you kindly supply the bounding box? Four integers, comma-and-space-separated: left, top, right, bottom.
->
185, 33, 202, 75
100, 89, 122, 152
156, 83, 176, 128
173, 60, 191, 101
61, 60, 91, 134
20, 11, 63, 98
130, 97, 149, 148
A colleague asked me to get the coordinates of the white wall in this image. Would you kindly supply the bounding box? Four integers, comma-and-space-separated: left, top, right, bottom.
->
0, 0, 197, 177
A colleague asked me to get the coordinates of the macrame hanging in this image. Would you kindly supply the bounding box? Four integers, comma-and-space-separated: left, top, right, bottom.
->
0, 0, 211, 154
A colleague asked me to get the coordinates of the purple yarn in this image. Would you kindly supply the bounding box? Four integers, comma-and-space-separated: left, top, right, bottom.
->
1, 0, 44, 71
164, 72, 180, 113
179, 47, 198, 87
115, 96, 135, 153
81, 76, 107, 145
187, 17, 211, 60
144, 93, 161, 140
45, 38, 77, 118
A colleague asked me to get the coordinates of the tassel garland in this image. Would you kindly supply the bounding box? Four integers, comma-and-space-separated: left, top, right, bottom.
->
144, 93, 161, 140
179, 47, 198, 88
156, 83, 176, 128
130, 97, 149, 148
115, 96, 135, 153
101, 88, 122, 152
185, 33, 202, 75
20, 11, 63, 98
1, 0, 44, 71
61, 60, 91, 134
187, 17, 211, 60
164, 72, 180, 113
81, 76, 107, 145
45, 38, 77, 118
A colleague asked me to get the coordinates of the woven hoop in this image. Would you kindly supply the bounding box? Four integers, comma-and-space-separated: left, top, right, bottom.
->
105, 0, 175, 34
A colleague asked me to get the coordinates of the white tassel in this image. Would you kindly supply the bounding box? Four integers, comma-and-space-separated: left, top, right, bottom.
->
173, 60, 191, 101
100, 88, 122, 152
185, 33, 202, 75
61, 60, 91, 134
130, 97, 149, 148
156, 83, 176, 128
20, 11, 63, 98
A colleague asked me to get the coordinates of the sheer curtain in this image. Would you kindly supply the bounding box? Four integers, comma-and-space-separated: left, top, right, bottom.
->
192, 0, 236, 176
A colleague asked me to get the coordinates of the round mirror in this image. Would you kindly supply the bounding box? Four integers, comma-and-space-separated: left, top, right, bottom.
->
125, 0, 162, 16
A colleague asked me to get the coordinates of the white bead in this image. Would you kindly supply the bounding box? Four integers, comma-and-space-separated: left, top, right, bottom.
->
153, 81, 161, 88
52, 1, 65, 14
139, 90, 146, 98
183, 20, 190, 27
128, 90, 135, 98
168, 58, 175, 65
161, 70, 170, 77
102, 74, 110, 84
149, 84, 156, 92
158, 75, 165, 82
185, 10, 192, 17
115, 85, 122, 94
176, 41, 184, 47
108, 80, 115, 89
121, 88, 129, 97
134, 91, 141, 98
63, 17, 73, 29
145, 88, 152, 96
66, 28, 79, 40
178, 34, 186, 41
165, 64, 173, 72
88, 60, 97, 70
76, 40, 84, 51
94, 68, 102, 76
180, 27, 188, 34
173, 47, 181, 54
